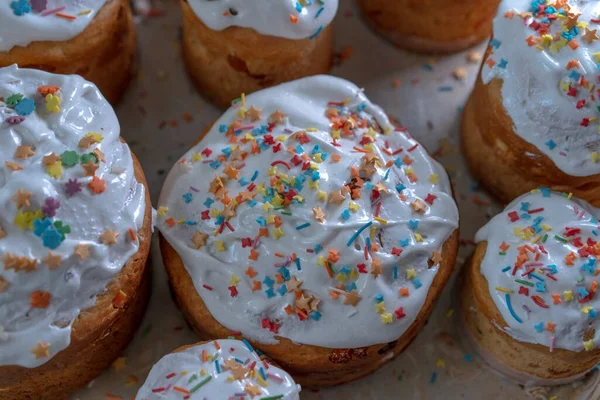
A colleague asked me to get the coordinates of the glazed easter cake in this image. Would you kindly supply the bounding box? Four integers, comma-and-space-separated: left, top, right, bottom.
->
136, 339, 301, 399
0, 0, 136, 104
461, 190, 600, 385
0, 65, 151, 399
157, 75, 459, 387
181, 0, 338, 107
463, 0, 600, 206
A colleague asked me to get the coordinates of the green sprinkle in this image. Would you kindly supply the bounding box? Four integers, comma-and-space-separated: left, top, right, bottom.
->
140, 324, 152, 338
187, 373, 198, 384
260, 396, 284, 400
211, 353, 219, 362
515, 279, 534, 287
499, 251, 506, 256
80, 153, 98, 164
542, 234, 548, 243
554, 235, 567, 243
60, 151, 79, 167
273, 206, 284, 210
6, 93, 23, 107
280, 211, 292, 216
190, 376, 212, 393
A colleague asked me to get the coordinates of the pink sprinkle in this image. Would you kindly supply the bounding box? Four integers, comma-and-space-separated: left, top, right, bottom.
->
549, 336, 555, 353
189, 186, 200, 192
41, 5, 65, 15
267, 373, 284, 383
559, 151, 567, 157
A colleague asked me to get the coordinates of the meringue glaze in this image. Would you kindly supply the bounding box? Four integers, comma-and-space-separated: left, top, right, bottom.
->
0, 65, 145, 368
157, 75, 459, 349
476, 190, 600, 352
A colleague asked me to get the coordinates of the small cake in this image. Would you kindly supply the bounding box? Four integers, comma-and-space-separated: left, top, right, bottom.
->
181, 0, 338, 108
358, 0, 500, 53
0, 65, 151, 399
461, 190, 600, 385
0, 0, 136, 104
463, 0, 600, 206
156, 75, 459, 387
136, 340, 301, 399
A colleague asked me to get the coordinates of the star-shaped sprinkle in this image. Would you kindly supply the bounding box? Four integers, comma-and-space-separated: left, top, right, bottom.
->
5, 161, 23, 171
371, 258, 382, 278
74, 243, 89, 260
344, 290, 362, 306
93, 148, 106, 163
287, 276, 303, 292
566, 12, 580, 29
247, 106, 262, 122
431, 251, 443, 266
12, 188, 32, 209
245, 383, 262, 397
14, 145, 35, 160
373, 182, 388, 194
223, 164, 240, 180
43, 252, 62, 269
31, 342, 50, 359
410, 199, 426, 214
100, 230, 119, 245
328, 190, 346, 205
583, 28, 599, 44
192, 232, 209, 249
269, 110, 286, 125
82, 159, 99, 176
88, 176, 105, 194
43, 152, 61, 165
312, 207, 325, 223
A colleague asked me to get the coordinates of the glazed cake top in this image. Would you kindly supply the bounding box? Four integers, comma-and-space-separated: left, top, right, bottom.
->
136, 340, 300, 400
0, 65, 146, 367
0, 0, 109, 52
187, 0, 338, 40
476, 190, 600, 352
483, 0, 600, 177
156, 75, 459, 349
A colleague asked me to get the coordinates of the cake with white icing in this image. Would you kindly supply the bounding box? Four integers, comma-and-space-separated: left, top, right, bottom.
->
0, 65, 151, 398
462, 0, 600, 206
136, 340, 301, 400
180, 0, 338, 108
461, 189, 600, 385
0, 0, 137, 104
157, 75, 459, 386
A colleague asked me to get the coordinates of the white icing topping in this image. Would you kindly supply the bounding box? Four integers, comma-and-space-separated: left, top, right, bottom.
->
157, 75, 459, 349
186, 0, 338, 40
0, 0, 108, 52
482, 0, 600, 177
476, 190, 600, 352
135, 340, 300, 400
0, 65, 146, 368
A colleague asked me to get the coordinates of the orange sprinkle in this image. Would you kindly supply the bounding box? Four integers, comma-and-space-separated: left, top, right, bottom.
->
382, 147, 393, 156
56, 12, 76, 20
284, 304, 294, 315
214, 340, 220, 350
352, 146, 370, 153
37, 85, 60, 95
165, 217, 176, 228
202, 349, 207, 362
568, 39, 580, 50
128, 228, 136, 241
30, 291, 51, 308
173, 387, 190, 395
289, 15, 298, 24
112, 290, 127, 308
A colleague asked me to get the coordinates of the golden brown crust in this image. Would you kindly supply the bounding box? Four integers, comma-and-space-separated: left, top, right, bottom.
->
461, 76, 600, 207
159, 123, 459, 387
358, 0, 500, 54
460, 242, 600, 382
0, 147, 152, 400
0, 0, 136, 104
181, 0, 333, 108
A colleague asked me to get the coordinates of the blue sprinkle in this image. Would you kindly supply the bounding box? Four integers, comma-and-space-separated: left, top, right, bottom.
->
295, 2, 302, 12
520, 202, 530, 212
400, 238, 410, 247
209, 160, 221, 170
490, 38, 502, 48
295, 144, 304, 154
312, 145, 320, 154
384, 169, 391, 180
238, 177, 249, 186
204, 198, 214, 208
501, 266, 511, 273
184, 220, 196, 225
505, 293, 523, 323
545, 139, 556, 150
498, 59, 508, 69
183, 192, 193, 204
395, 183, 406, 193
215, 360, 221, 374
15, 98, 35, 116
409, 220, 419, 230
394, 158, 404, 167
590, 309, 597, 319
464, 355, 472, 362
296, 223, 310, 230
375, 293, 384, 303
315, 6, 324, 18
438, 86, 454, 92
41, 227, 62, 249
535, 282, 546, 292
256, 217, 266, 227
242, 339, 254, 352
219, 124, 227, 133
539, 188, 551, 197
296, 257, 302, 270
277, 284, 288, 296
265, 288, 276, 298
248, 200, 257, 207
530, 273, 543, 282
221, 147, 231, 158
534, 322, 545, 333
310, 311, 322, 321
547, 264, 558, 274
311, 171, 320, 181
412, 278, 422, 289
430, 372, 437, 384
393, 265, 398, 279
250, 170, 259, 181
578, 287, 590, 298
215, 215, 225, 225
278, 267, 290, 281
346, 221, 372, 247
309, 25, 323, 39
341, 209, 351, 221
357, 103, 367, 111
313, 244, 323, 254
263, 276, 275, 287
33, 218, 52, 237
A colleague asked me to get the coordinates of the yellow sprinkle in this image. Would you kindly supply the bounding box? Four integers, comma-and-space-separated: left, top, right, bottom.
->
276, 135, 287, 142
370, 226, 376, 239
201, 369, 206, 376
348, 201, 359, 212
335, 273, 346, 283
567, 192, 573, 200
79, 9, 92, 15
375, 302, 386, 314
446, 309, 454, 318
313, 153, 323, 163
211, 208, 218, 218
317, 256, 326, 266
414, 233, 423, 242
46, 162, 63, 178
181, 371, 189, 376
308, 180, 319, 190
237, 107, 247, 119
268, 166, 278, 176
157, 206, 168, 217
262, 202, 274, 212
559, 81, 571, 91
406, 268, 416, 279
363, 143, 374, 153
257, 376, 268, 387
582, 306, 594, 314
330, 130, 341, 139
271, 195, 283, 206
273, 228, 285, 239
535, 45, 544, 51
383, 126, 391, 135
436, 358, 446, 368
593, 52, 600, 63
317, 190, 327, 201
381, 313, 393, 324
241, 93, 246, 107
229, 274, 240, 286
177, 219, 186, 225
293, 195, 304, 202
429, 174, 439, 184
215, 241, 225, 252
495, 287, 513, 294
244, 133, 254, 141
374, 217, 387, 224
583, 339, 595, 351
306, 128, 318, 132
541, 224, 552, 231
532, 236, 541, 244
191, 153, 203, 162
592, 152, 600, 163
